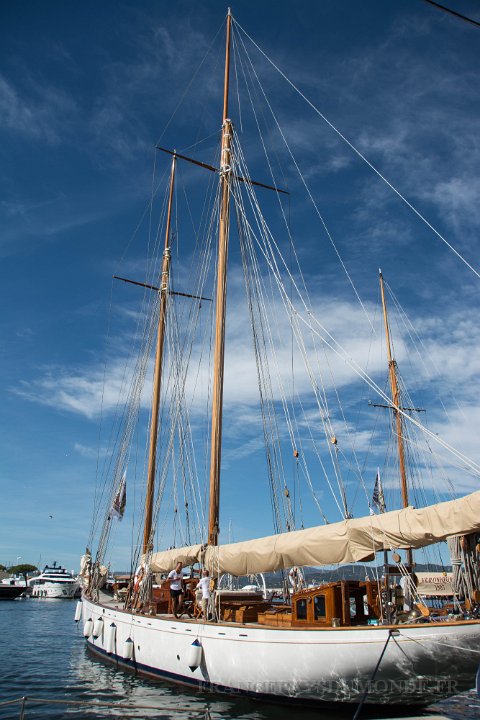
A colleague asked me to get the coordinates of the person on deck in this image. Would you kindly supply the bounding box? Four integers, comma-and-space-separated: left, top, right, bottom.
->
196, 569, 211, 620
168, 561, 184, 618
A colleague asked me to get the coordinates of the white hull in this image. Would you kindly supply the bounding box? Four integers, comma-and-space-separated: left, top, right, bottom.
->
82, 598, 480, 705
32, 582, 79, 599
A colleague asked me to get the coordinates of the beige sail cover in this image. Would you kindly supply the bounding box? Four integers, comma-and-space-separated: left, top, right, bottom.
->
150, 544, 204, 573
150, 491, 480, 576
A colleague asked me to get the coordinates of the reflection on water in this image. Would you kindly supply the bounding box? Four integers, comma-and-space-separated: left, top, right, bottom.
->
0, 600, 479, 719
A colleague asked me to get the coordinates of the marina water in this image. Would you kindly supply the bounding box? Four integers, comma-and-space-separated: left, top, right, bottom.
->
1, 599, 479, 719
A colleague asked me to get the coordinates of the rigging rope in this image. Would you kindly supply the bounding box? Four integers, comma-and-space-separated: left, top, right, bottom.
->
233, 16, 480, 281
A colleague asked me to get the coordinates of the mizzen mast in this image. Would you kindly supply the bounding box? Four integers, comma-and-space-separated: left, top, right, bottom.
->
142, 154, 176, 554
379, 269, 413, 566
208, 9, 233, 546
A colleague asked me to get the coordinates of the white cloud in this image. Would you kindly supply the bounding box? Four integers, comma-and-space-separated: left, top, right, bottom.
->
0, 72, 76, 144
87, 21, 222, 161
74, 443, 110, 460
13, 269, 480, 495
12, 361, 143, 420
10, 275, 386, 420
421, 176, 480, 234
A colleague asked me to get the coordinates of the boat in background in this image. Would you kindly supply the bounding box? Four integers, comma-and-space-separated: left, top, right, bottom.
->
30, 563, 80, 599
0, 577, 28, 600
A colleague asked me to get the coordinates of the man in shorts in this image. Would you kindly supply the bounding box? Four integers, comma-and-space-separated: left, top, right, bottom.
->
196, 568, 211, 620
168, 561, 184, 617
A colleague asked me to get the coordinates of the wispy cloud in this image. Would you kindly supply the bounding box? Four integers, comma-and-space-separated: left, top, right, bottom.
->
0, 72, 76, 145
74, 442, 110, 460
12, 362, 137, 420
253, 9, 480, 255
0, 196, 116, 258
13, 268, 480, 476
87, 19, 223, 161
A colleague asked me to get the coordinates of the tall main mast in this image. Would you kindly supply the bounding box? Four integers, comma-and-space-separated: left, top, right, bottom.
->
379, 269, 413, 566
208, 9, 233, 546
142, 155, 176, 554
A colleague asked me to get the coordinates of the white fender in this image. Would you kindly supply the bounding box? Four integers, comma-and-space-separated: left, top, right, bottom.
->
106, 623, 116, 654
92, 617, 104, 639
187, 639, 203, 671
74, 601, 82, 623
123, 637, 134, 661
83, 618, 93, 637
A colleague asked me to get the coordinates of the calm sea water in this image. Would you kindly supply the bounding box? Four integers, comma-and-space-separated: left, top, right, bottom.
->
0, 599, 479, 720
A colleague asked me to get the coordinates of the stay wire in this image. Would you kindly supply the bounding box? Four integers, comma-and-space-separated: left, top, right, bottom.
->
233, 16, 480, 281
231, 138, 346, 518
155, 18, 226, 147
233, 22, 375, 332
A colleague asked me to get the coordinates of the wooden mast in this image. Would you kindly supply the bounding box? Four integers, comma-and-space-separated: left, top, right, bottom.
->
208, 9, 233, 546
379, 269, 413, 566
142, 154, 176, 554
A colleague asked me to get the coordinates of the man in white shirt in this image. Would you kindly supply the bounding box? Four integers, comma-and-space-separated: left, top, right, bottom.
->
168, 561, 184, 617
196, 568, 211, 620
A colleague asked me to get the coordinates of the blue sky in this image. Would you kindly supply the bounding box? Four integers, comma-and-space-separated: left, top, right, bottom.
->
1, 0, 480, 572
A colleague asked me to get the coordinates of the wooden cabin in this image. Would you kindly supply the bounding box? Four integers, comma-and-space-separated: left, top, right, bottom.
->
290, 580, 381, 627
257, 581, 381, 628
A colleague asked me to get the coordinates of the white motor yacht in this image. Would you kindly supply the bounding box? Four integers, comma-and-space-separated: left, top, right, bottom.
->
29, 563, 79, 599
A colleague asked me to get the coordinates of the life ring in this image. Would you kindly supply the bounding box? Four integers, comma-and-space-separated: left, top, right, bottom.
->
134, 565, 144, 593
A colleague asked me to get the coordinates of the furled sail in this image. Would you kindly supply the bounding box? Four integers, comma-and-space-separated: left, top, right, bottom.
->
149, 490, 480, 576
149, 544, 205, 572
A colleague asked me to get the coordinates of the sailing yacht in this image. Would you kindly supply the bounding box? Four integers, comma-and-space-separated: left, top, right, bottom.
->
78, 9, 480, 708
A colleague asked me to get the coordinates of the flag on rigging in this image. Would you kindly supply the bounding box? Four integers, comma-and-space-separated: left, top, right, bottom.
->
372, 468, 386, 513
111, 472, 126, 521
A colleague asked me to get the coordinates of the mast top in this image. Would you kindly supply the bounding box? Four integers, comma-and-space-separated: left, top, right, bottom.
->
222, 9, 232, 122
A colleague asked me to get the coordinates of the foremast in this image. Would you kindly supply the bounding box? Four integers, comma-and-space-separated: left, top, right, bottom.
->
142, 154, 177, 554
208, 9, 233, 547
379, 269, 413, 567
